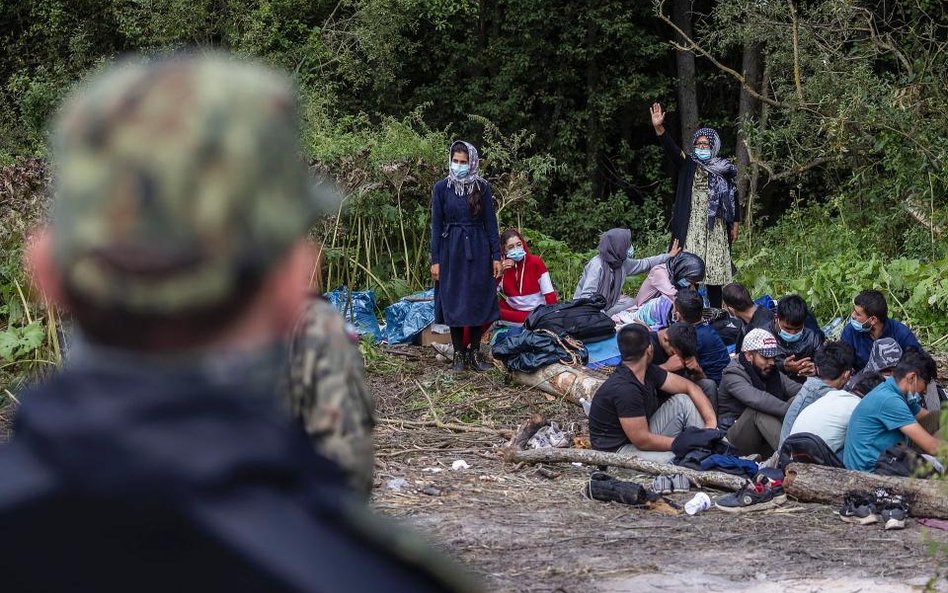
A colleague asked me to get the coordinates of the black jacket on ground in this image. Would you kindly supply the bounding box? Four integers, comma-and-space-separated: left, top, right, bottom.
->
0, 365, 474, 593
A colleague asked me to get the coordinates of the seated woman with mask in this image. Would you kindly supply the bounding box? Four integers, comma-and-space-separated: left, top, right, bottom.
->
497, 228, 557, 323
634, 252, 706, 307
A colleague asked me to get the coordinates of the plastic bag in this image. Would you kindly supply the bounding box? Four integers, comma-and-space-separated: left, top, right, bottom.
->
382, 289, 435, 344
324, 287, 382, 341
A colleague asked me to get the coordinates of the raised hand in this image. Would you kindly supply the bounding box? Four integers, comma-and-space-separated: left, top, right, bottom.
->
650, 102, 666, 133
667, 238, 682, 258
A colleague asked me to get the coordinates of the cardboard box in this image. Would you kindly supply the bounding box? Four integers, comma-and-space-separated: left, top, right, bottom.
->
416, 324, 452, 346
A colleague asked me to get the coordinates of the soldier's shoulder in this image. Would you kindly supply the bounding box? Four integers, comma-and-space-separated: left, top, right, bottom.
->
295, 296, 359, 345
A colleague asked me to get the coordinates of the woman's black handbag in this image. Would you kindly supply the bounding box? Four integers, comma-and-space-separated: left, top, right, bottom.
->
523, 294, 616, 343
491, 329, 588, 373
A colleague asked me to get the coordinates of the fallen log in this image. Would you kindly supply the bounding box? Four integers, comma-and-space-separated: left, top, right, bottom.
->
509, 363, 605, 404
784, 462, 948, 519
503, 447, 746, 492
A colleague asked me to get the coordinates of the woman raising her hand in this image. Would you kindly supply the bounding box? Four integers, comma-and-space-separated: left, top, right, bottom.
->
650, 102, 739, 308
430, 140, 502, 372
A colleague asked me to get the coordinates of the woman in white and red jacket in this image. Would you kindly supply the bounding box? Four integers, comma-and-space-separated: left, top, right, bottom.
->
497, 228, 558, 323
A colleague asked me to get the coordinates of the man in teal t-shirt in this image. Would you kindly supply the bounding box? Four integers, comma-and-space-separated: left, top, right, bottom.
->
843, 351, 940, 472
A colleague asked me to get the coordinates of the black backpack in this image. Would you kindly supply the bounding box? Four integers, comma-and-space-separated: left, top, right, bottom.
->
874, 442, 941, 478
777, 432, 843, 469
524, 294, 616, 343
705, 307, 743, 346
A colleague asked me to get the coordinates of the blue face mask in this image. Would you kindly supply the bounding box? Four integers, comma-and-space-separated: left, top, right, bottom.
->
778, 328, 803, 343
506, 247, 526, 262
626, 246, 635, 259
450, 163, 470, 179
850, 317, 870, 333
694, 148, 712, 160
677, 278, 691, 289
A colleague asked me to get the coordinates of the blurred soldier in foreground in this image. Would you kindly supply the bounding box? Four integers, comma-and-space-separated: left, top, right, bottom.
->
0, 53, 476, 593
283, 293, 376, 496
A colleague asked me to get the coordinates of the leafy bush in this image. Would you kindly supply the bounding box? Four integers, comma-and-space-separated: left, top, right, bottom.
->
734, 200, 948, 346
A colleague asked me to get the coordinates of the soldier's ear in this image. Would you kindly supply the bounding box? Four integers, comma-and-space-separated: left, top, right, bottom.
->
26, 228, 67, 308
265, 239, 316, 335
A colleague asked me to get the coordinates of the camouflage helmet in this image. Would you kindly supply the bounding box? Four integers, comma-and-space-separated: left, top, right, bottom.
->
51, 52, 336, 315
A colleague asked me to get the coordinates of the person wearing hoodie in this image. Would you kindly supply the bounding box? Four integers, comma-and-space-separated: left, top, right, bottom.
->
573, 227, 680, 316
497, 228, 557, 323
778, 341, 855, 446
0, 54, 476, 593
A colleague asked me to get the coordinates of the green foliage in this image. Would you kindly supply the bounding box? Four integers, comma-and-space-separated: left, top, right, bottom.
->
308, 109, 553, 307
734, 200, 948, 346
0, 157, 59, 392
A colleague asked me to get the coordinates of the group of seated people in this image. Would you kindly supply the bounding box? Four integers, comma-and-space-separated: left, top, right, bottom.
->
495, 226, 943, 476
589, 285, 943, 474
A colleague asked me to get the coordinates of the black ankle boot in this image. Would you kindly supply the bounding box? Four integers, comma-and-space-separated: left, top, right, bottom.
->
451, 350, 466, 372
466, 347, 492, 372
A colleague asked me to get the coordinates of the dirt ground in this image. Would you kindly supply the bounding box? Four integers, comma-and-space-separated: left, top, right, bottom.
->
369, 345, 948, 593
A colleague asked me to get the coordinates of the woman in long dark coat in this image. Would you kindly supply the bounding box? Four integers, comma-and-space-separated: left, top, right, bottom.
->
430, 140, 501, 372
650, 102, 740, 308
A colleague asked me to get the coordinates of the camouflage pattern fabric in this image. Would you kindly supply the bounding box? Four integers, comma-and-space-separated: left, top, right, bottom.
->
284, 296, 376, 496
51, 53, 337, 314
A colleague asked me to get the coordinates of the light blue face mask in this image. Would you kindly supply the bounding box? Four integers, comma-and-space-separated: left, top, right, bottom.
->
849, 317, 870, 333
450, 163, 470, 178
694, 148, 712, 160
778, 328, 803, 343
506, 247, 526, 262
677, 278, 691, 289
626, 245, 635, 259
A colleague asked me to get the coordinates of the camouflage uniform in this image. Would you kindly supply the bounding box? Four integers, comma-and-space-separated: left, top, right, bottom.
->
284, 296, 376, 496
0, 54, 479, 593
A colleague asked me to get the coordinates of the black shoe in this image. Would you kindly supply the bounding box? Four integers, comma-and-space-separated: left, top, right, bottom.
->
839, 490, 879, 525
879, 493, 909, 530
467, 348, 492, 372
451, 351, 466, 373
715, 478, 787, 513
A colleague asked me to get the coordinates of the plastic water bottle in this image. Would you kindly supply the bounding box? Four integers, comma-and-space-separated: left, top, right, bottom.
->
579, 397, 591, 416
684, 492, 712, 515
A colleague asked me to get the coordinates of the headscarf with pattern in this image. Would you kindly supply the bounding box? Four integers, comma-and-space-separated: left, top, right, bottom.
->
446, 140, 485, 197
691, 127, 737, 230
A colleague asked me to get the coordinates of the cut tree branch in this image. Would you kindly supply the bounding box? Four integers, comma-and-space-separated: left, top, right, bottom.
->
503, 447, 747, 492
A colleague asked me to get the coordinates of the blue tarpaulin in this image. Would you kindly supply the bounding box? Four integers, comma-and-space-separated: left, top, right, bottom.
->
382, 289, 436, 344
324, 287, 383, 341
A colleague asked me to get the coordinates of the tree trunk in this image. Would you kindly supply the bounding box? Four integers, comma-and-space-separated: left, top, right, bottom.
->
585, 9, 601, 199
509, 363, 606, 404
504, 447, 747, 491
745, 64, 770, 230
784, 463, 948, 519
735, 42, 763, 220
672, 0, 699, 148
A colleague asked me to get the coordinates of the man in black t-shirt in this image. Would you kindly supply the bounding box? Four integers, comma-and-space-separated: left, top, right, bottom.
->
589, 324, 717, 462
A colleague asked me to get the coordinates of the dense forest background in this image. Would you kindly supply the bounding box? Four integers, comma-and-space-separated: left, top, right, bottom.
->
1, 0, 948, 385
